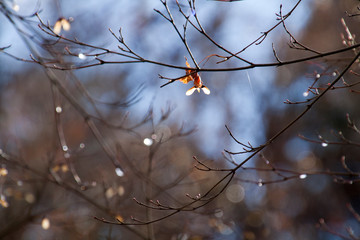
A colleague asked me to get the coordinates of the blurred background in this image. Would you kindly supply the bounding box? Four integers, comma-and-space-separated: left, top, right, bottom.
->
1, 0, 360, 239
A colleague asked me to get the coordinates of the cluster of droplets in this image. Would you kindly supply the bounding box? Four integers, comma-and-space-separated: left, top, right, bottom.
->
303, 72, 337, 98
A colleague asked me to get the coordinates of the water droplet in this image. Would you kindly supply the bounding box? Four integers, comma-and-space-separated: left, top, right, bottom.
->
0, 167, 8, 176
303, 91, 309, 97
321, 142, 328, 147
115, 168, 124, 177
257, 179, 263, 187
55, 106, 62, 113
316, 74, 321, 79
299, 174, 307, 179
332, 72, 337, 76
143, 138, 153, 146
12, 3, 20, 11
265, 160, 270, 165
62, 145, 68, 152
78, 53, 86, 60
79, 143, 85, 149
41, 217, 50, 230
64, 152, 70, 159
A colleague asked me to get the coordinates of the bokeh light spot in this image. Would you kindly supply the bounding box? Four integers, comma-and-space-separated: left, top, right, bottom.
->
226, 184, 245, 203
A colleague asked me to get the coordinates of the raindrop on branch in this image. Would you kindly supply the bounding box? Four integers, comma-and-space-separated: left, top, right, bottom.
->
78, 53, 86, 60
12, 2, 20, 11
62, 145, 68, 152
0, 167, 8, 176
55, 106, 62, 113
143, 138, 153, 146
299, 174, 307, 179
115, 168, 124, 177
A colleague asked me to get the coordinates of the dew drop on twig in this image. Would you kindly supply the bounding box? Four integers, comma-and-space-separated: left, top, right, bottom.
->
78, 53, 86, 60
12, 3, 20, 11
0, 167, 8, 176
62, 145, 68, 152
115, 168, 124, 177
299, 174, 307, 179
143, 138, 153, 146
55, 106, 62, 113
